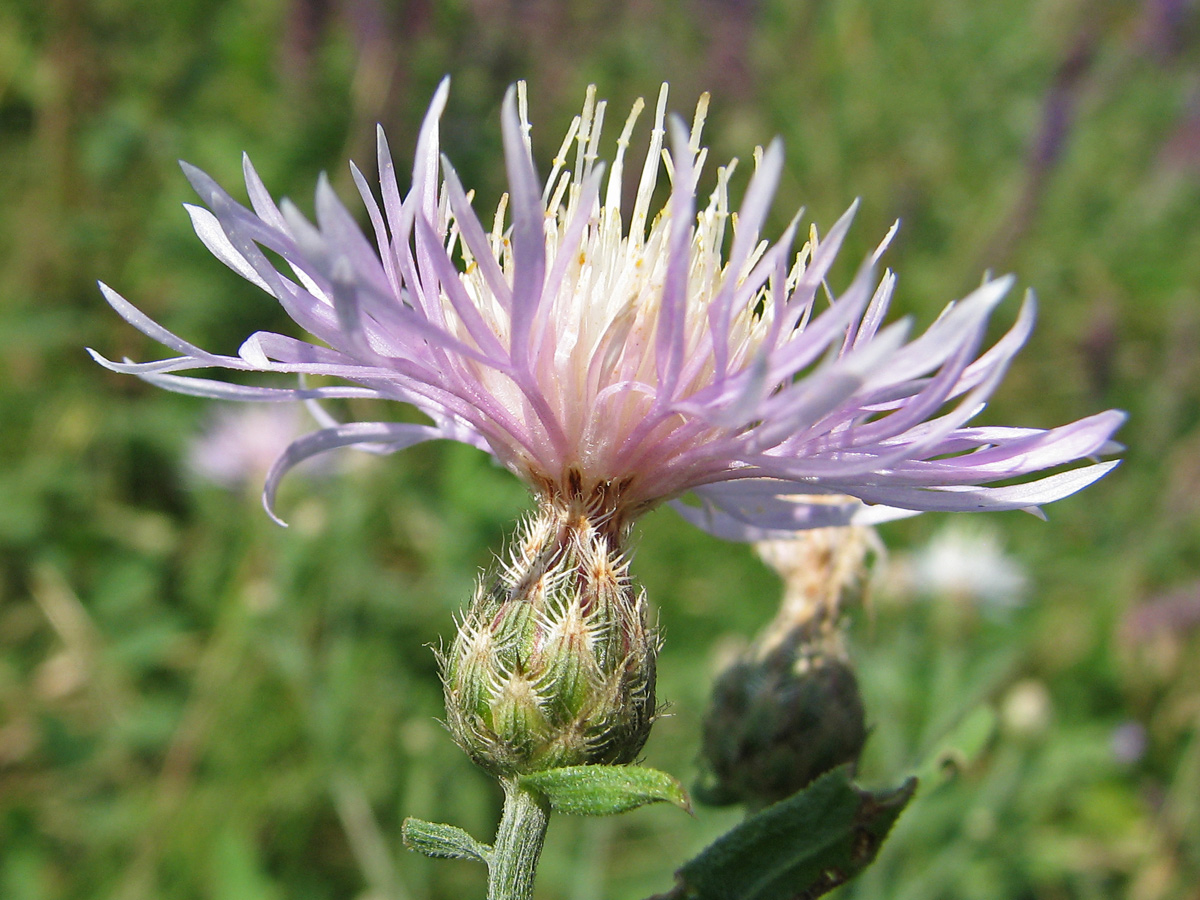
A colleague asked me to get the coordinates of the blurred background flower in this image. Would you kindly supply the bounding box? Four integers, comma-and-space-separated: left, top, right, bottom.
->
886, 520, 1031, 610
2, 1, 1197, 899
185, 403, 336, 490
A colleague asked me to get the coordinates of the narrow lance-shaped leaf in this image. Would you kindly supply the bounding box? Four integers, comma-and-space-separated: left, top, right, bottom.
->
520, 765, 692, 817
402, 818, 491, 864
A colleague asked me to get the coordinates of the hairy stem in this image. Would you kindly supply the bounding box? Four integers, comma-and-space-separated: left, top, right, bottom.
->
488, 780, 550, 900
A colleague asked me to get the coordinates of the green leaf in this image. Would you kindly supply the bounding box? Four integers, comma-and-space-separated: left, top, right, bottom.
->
401, 818, 491, 863
651, 767, 915, 900
915, 705, 997, 793
520, 765, 693, 816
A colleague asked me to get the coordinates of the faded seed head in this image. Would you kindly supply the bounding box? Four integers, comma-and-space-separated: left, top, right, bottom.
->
441, 492, 657, 776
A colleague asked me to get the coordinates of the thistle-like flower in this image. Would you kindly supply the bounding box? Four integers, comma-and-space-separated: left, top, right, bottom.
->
92, 79, 1123, 773
91, 79, 1123, 538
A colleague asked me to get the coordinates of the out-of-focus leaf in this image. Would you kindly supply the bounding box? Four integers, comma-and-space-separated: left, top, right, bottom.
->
649, 767, 915, 900
915, 705, 997, 792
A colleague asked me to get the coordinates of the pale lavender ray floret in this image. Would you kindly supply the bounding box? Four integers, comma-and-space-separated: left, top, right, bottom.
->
90, 78, 1125, 534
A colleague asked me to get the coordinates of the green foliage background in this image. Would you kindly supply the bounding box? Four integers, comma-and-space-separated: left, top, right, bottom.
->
1, 1, 1197, 898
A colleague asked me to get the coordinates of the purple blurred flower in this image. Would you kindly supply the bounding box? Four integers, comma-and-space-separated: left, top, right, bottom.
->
186, 404, 332, 490
1110, 720, 1148, 765
91, 80, 1124, 532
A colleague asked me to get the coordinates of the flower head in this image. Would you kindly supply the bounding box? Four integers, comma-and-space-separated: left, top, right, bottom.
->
899, 521, 1030, 608
91, 79, 1123, 533
186, 403, 332, 490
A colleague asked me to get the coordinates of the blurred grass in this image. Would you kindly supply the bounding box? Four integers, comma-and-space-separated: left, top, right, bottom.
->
2, 0, 1199, 898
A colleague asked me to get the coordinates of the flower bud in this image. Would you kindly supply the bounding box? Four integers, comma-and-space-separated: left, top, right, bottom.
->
697, 524, 874, 810
697, 623, 868, 810
441, 497, 657, 777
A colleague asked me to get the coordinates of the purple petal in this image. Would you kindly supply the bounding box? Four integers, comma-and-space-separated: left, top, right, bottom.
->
138, 371, 382, 402
653, 115, 699, 404
671, 485, 919, 541
781, 200, 860, 333
412, 77, 450, 226
501, 84, 547, 373
95, 283, 240, 366
414, 214, 510, 363
746, 315, 910, 451
709, 138, 784, 378
350, 161, 402, 295
827, 460, 1122, 513
241, 154, 289, 231
263, 422, 444, 525
185, 205, 272, 292
442, 158, 513, 311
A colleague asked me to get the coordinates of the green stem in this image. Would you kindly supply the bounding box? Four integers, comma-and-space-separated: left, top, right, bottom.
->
488, 779, 550, 900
